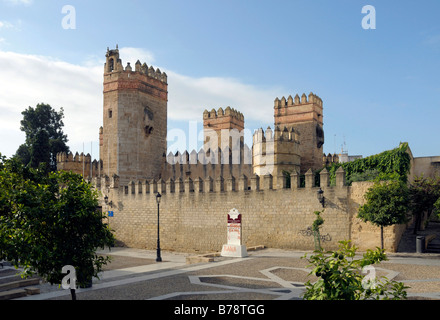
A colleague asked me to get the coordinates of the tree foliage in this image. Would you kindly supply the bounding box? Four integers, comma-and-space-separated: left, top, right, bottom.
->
14, 103, 69, 171
29, 129, 51, 172
409, 175, 440, 233
327, 143, 411, 185
0, 155, 114, 298
312, 210, 325, 251
435, 197, 440, 220
302, 241, 408, 300
358, 179, 410, 249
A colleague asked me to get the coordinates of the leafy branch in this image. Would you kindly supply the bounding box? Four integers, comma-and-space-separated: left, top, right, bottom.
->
302, 241, 409, 300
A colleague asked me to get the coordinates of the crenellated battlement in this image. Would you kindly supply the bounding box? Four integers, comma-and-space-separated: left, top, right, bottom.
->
203, 106, 245, 151
56, 151, 91, 164
203, 106, 244, 122
95, 168, 404, 254
56, 151, 102, 179
133, 60, 168, 83
274, 92, 323, 109
253, 125, 300, 143
94, 166, 347, 196
161, 145, 253, 185
165, 145, 252, 166
104, 46, 167, 84
323, 153, 340, 166
252, 126, 301, 183
274, 92, 324, 174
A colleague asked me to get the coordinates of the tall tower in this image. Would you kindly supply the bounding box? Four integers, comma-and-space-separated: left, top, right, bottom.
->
252, 126, 301, 183
274, 93, 324, 174
100, 46, 168, 185
203, 107, 245, 153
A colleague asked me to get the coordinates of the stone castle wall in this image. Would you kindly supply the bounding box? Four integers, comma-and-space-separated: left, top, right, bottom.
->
95, 167, 406, 254
56, 152, 102, 179
162, 147, 253, 183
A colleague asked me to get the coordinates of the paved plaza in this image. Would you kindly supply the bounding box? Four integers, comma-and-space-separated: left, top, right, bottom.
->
11, 246, 440, 301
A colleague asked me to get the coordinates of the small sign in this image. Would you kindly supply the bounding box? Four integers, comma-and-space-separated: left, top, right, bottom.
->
228, 210, 241, 224
108, 211, 114, 217
227, 210, 242, 246
221, 208, 248, 258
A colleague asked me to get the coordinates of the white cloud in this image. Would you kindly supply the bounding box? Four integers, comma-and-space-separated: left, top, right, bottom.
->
0, 47, 282, 158
0, 50, 102, 158
118, 47, 155, 66
0, 21, 14, 29
2, 0, 32, 5
166, 71, 281, 122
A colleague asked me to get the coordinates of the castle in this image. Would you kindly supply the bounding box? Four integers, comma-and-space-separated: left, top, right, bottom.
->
56, 47, 438, 254
57, 47, 328, 186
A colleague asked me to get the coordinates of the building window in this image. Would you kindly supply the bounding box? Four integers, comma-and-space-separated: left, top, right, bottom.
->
108, 109, 113, 118
109, 58, 114, 72
145, 126, 153, 137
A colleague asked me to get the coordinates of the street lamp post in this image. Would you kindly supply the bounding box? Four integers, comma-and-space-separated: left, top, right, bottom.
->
104, 195, 113, 208
317, 188, 325, 208
156, 192, 162, 262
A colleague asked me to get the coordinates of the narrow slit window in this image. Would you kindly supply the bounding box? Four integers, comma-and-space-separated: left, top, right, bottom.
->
109, 58, 114, 72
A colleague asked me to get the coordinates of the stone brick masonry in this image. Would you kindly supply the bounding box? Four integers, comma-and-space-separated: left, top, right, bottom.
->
96, 168, 405, 254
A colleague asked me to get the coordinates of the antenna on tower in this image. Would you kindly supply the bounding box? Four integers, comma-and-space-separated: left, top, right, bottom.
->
341, 135, 347, 155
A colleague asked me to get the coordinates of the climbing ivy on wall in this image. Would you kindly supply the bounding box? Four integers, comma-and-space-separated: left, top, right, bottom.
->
327, 143, 411, 186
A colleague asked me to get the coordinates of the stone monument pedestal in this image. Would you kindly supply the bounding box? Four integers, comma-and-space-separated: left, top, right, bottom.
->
220, 208, 248, 258
221, 244, 248, 258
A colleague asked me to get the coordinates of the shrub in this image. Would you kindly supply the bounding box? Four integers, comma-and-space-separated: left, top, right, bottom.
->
302, 241, 409, 300
327, 143, 411, 186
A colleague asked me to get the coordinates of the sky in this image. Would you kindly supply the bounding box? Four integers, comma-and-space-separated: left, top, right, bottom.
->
0, 0, 439, 160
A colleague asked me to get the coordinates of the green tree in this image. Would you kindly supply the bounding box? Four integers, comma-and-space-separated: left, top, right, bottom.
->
409, 176, 440, 233
302, 241, 409, 300
327, 143, 411, 186
14, 144, 31, 168
29, 129, 51, 172
358, 179, 410, 249
435, 197, 440, 219
14, 103, 69, 171
312, 210, 325, 251
0, 155, 114, 300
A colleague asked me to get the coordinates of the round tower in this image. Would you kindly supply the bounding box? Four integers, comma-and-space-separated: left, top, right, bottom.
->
274, 92, 324, 174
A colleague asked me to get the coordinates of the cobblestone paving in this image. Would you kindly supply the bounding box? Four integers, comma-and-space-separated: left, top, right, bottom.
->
14, 247, 440, 301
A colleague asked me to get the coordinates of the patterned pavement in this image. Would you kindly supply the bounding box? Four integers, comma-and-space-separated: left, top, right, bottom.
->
13, 246, 440, 301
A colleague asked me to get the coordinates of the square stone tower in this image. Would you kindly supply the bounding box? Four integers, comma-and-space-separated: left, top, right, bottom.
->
100, 46, 168, 185
274, 93, 324, 174
203, 106, 245, 154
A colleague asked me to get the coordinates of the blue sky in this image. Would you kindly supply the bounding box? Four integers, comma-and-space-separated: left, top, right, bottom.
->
0, 0, 439, 160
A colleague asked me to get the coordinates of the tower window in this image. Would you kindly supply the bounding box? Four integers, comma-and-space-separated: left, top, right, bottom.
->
109, 58, 114, 72
145, 126, 153, 137
108, 109, 113, 118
